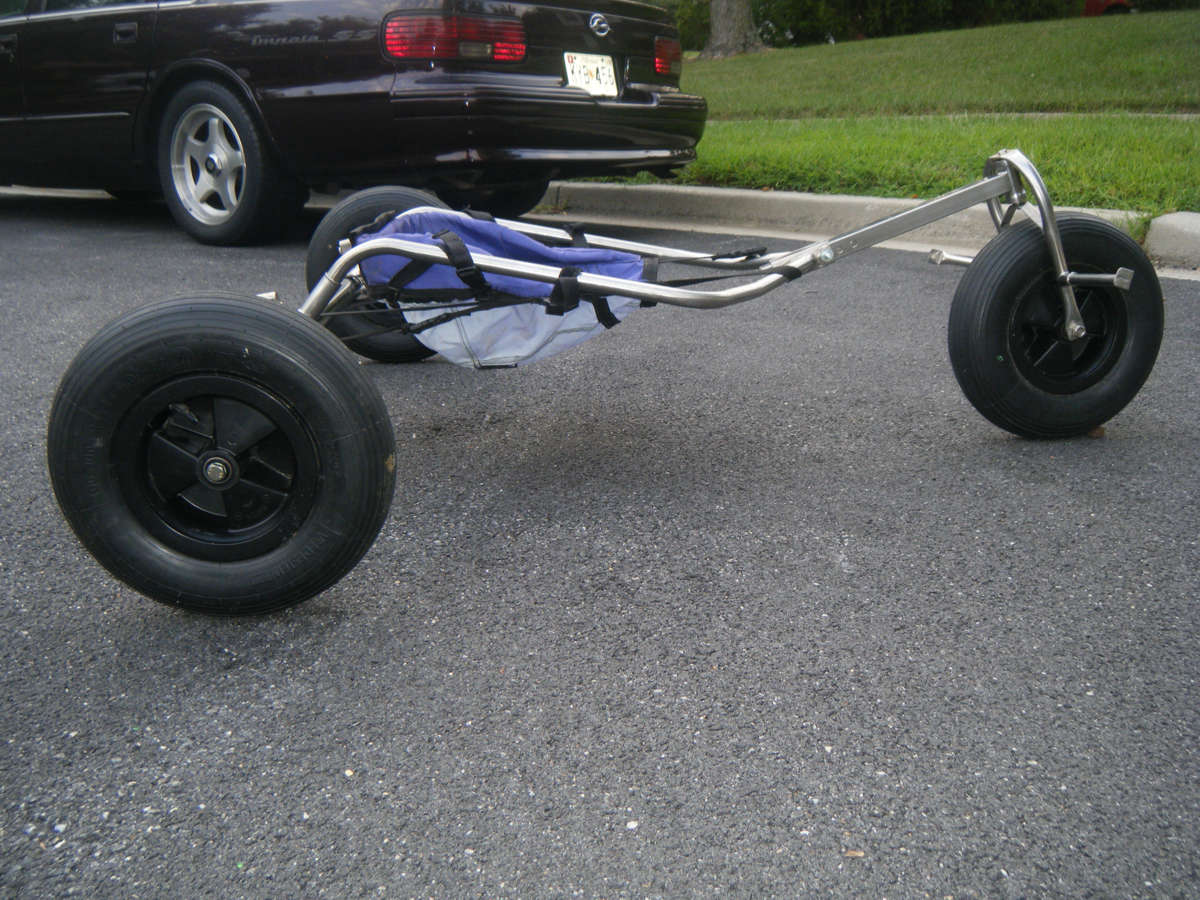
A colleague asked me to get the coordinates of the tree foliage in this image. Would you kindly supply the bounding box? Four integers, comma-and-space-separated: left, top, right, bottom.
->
664, 0, 1200, 51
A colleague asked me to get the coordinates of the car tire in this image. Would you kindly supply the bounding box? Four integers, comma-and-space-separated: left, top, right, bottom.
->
439, 179, 550, 219
306, 186, 448, 363
46, 294, 396, 614
157, 80, 299, 245
947, 214, 1163, 439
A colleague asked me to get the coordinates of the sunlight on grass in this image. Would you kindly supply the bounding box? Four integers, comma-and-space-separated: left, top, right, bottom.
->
683, 115, 1199, 216
665, 12, 1200, 214
683, 12, 1200, 118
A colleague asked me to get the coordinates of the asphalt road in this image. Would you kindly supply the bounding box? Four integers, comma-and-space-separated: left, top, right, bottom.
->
1, 193, 1197, 898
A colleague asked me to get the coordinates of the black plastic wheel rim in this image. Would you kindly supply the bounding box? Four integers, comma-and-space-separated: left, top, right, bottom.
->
1009, 273, 1127, 395
114, 374, 320, 561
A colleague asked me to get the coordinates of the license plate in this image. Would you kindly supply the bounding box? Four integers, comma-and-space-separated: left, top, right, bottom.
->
563, 52, 618, 98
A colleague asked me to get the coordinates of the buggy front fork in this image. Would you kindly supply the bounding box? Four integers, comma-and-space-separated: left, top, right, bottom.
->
300, 149, 1133, 343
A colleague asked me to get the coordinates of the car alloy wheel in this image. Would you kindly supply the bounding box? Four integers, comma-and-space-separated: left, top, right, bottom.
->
168, 102, 247, 227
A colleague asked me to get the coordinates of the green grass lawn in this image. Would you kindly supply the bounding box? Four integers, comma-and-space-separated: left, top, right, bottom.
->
667, 10, 1200, 216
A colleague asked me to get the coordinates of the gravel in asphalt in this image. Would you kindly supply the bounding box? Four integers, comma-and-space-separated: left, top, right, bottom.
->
1, 193, 1197, 898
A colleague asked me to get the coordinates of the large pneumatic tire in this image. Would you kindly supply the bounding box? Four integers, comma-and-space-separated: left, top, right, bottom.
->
46, 296, 396, 615
158, 81, 306, 245
305, 186, 447, 363
948, 214, 1163, 439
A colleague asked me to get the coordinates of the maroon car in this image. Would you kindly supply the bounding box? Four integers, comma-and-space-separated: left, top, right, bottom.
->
0, 0, 705, 243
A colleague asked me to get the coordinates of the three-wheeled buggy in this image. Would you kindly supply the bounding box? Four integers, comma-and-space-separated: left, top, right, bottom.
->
46, 150, 1164, 614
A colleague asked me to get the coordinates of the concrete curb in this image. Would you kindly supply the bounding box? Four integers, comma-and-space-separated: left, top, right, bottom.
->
544, 181, 1200, 272
1145, 212, 1200, 269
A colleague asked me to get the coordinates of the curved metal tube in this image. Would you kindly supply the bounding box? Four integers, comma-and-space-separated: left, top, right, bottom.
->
299, 237, 814, 318
985, 148, 1086, 340
297, 149, 1098, 340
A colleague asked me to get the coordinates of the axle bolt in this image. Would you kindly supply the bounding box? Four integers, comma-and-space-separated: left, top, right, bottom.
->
203, 458, 232, 485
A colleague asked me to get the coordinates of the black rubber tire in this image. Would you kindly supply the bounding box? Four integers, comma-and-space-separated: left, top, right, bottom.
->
947, 214, 1163, 439
157, 81, 300, 245
439, 179, 550, 219
305, 186, 448, 363
47, 295, 396, 615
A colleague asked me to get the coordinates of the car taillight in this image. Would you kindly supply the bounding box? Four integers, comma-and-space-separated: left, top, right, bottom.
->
384, 15, 526, 62
654, 37, 682, 76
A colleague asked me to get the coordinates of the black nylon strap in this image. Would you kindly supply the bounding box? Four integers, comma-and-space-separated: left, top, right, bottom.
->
348, 210, 397, 241
546, 266, 581, 316
386, 258, 434, 289
589, 296, 619, 328
546, 266, 619, 327
639, 257, 659, 307
655, 265, 803, 288
563, 223, 589, 247
363, 285, 476, 305
710, 246, 768, 260
434, 229, 489, 293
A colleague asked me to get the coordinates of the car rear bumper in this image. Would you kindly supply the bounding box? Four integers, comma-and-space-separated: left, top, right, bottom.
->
282, 76, 705, 185
410, 86, 704, 177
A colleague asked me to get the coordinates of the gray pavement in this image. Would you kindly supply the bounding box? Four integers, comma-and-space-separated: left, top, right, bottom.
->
1, 191, 1198, 897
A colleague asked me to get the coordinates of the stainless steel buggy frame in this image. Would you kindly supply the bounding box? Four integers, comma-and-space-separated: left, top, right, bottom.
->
46, 149, 1165, 614
303, 150, 1124, 333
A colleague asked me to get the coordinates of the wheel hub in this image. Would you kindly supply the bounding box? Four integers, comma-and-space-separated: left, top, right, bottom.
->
114, 374, 320, 562
168, 102, 245, 226
1011, 279, 1124, 395
199, 452, 237, 488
